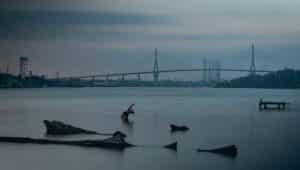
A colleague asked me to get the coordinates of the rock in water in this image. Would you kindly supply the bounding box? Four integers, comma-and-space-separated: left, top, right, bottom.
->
43, 120, 99, 135
197, 145, 238, 157
170, 124, 190, 132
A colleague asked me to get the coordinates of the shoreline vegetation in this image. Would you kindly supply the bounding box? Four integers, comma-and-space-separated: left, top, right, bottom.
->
0, 73, 46, 88
216, 68, 300, 89
0, 68, 299, 89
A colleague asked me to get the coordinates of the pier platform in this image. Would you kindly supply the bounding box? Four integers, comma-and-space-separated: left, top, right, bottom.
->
259, 99, 290, 110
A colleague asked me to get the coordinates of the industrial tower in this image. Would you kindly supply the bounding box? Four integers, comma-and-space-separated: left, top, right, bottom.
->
19, 56, 29, 78
203, 58, 207, 83
153, 48, 159, 81
249, 44, 256, 76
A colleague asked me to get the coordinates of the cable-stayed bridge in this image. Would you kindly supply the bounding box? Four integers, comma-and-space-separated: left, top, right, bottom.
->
61, 68, 272, 80
49, 44, 275, 86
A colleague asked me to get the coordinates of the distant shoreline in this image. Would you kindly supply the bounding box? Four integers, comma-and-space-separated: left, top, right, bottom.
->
1, 68, 300, 89
216, 68, 300, 89
1, 85, 299, 90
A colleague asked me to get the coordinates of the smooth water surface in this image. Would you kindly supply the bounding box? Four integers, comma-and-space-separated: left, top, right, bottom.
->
0, 87, 299, 170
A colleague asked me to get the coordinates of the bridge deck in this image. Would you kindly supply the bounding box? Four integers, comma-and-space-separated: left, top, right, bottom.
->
58, 68, 274, 80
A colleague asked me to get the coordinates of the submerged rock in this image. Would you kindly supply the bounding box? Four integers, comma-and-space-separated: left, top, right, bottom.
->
164, 141, 178, 151
0, 135, 176, 151
197, 144, 238, 157
0, 135, 133, 150
170, 124, 189, 132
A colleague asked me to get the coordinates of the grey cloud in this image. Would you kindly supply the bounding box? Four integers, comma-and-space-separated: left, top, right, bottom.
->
0, 9, 172, 25
0, 9, 175, 40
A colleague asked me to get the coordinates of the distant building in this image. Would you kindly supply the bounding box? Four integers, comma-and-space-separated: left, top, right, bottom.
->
203, 59, 221, 83
19, 56, 29, 78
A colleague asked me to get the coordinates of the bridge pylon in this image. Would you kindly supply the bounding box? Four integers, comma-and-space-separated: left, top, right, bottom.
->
249, 43, 256, 76
153, 48, 159, 81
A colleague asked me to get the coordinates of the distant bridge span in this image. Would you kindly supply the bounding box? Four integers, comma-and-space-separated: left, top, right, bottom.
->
59, 68, 274, 80
49, 46, 279, 85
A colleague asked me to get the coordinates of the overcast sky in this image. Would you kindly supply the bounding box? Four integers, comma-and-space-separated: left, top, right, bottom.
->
0, 0, 300, 80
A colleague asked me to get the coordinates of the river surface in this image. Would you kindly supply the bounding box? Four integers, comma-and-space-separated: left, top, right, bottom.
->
0, 87, 300, 170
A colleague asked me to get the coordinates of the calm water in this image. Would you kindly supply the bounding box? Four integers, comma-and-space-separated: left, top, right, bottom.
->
0, 87, 300, 170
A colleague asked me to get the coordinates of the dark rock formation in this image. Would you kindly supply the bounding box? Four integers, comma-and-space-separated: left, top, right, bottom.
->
0, 136, 177, 151
0, 136, 133, 150
197, 145, 238, 157
43, 120, 101, 135
170, 124, 189, 132
164, 141, 177, 151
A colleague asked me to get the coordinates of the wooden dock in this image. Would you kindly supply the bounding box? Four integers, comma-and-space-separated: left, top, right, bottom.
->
259, 99, 290, 110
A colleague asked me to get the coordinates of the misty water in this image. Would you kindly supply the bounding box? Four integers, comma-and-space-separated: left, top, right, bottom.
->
0, 87, 300, 170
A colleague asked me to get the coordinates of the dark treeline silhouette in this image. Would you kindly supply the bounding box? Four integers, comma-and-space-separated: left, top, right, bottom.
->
217, 68, 300, 89
2, 68, 300, 89
0, 73, 45, 88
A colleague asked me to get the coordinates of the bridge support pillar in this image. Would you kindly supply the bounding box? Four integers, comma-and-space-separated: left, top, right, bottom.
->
203, 58, 207, 83
106, 75, 110, 81
153, 71, 159, 81
121, 74, 125, 81
91, 76, 95, 86
137, 73, 141, 81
